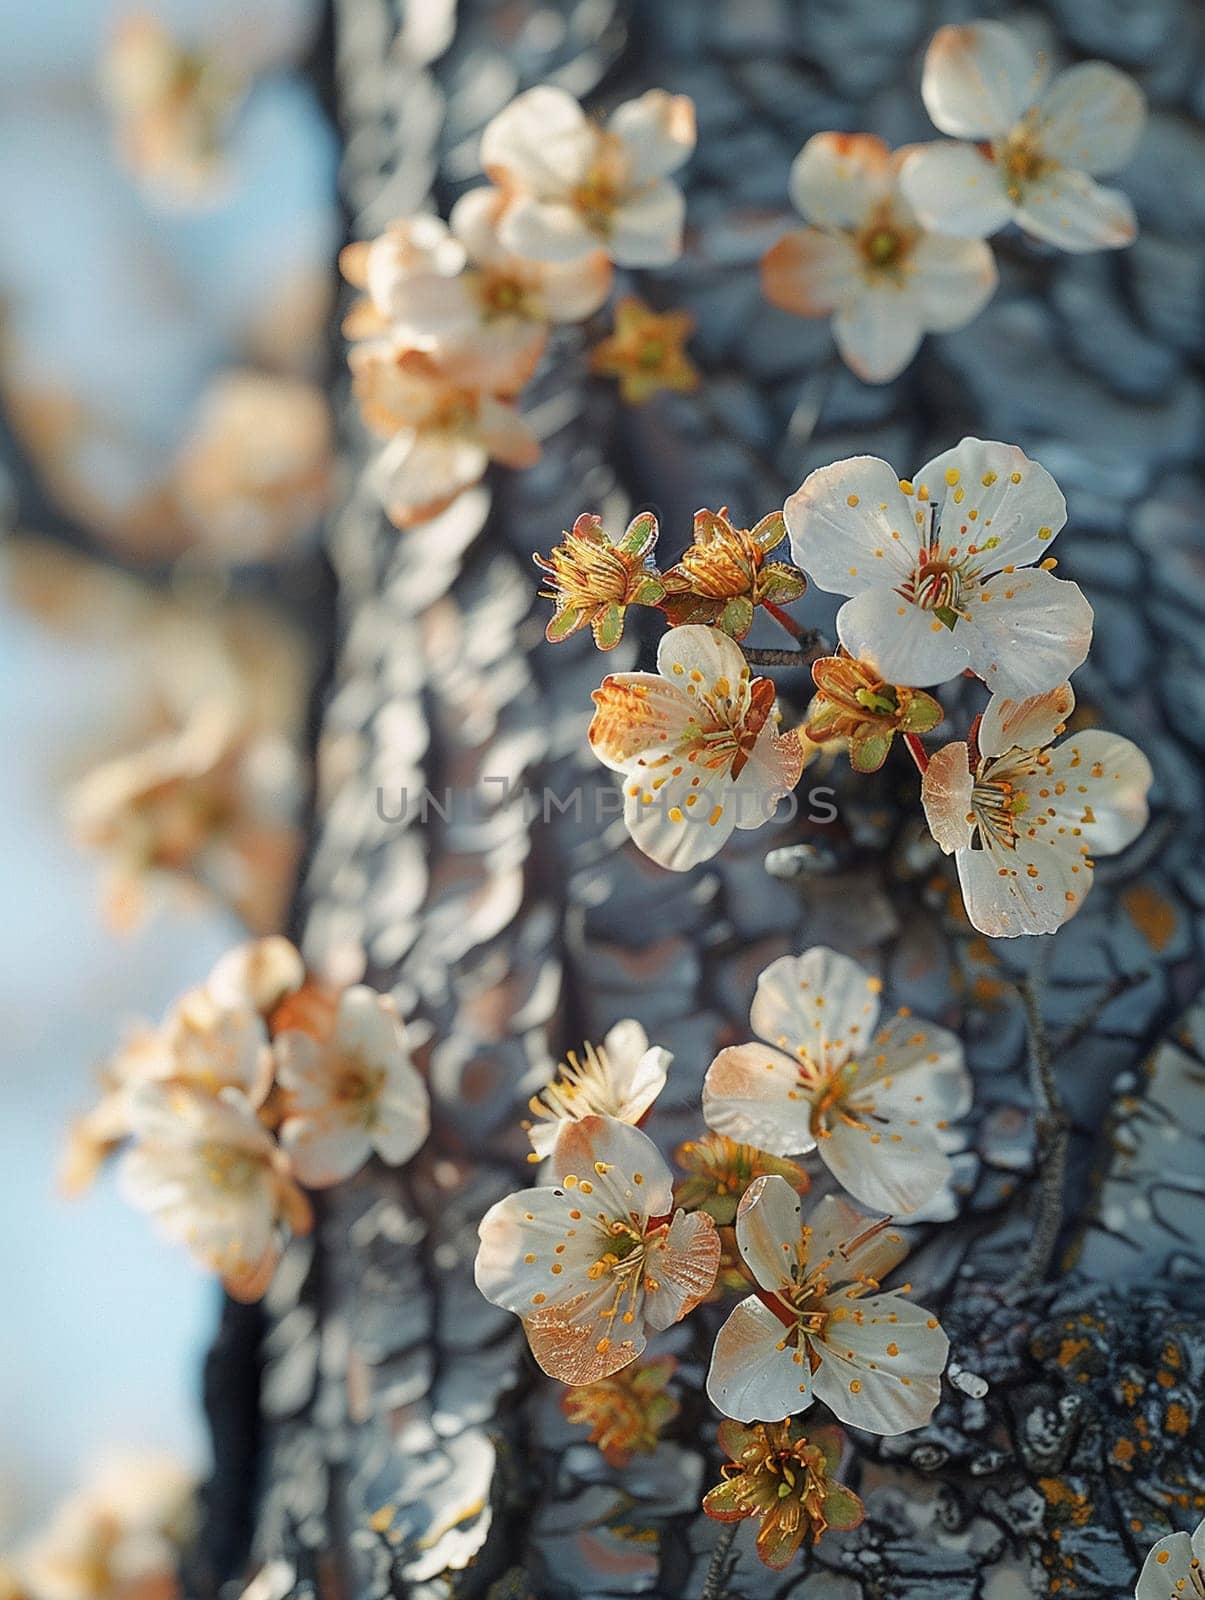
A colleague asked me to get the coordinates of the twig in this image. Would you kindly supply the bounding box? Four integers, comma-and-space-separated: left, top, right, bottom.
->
1004, 968, 1069, 1297
764, 599, 806, 643
1051, 967, 1150, 1056
701, 1520, 740, 1600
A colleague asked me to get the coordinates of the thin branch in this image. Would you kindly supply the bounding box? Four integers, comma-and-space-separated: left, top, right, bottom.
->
743, 635, 828, 668
1051, 967, 1150, 1056
1005, 968, 1069, 1297
701, 1520, 740, 1600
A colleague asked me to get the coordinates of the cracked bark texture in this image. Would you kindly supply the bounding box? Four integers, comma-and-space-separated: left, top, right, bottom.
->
210, 2, 1205, 1596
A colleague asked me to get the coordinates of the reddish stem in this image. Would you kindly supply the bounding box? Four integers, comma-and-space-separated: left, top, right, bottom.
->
903, 732, 929, 775
764, 600, 806, 643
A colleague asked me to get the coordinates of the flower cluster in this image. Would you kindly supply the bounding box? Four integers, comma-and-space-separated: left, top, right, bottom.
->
763, 19, 1146, 381
67, 938, 430, 1300
475, 945, 968, 1569
342, 86, 697, 528
538, 434, 1152, 937
3, 1451, 195, 1600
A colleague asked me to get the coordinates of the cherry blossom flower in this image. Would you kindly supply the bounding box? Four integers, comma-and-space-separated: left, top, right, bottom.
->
98, 13, 245, 206
805, 651, 944, 773
524, 1019, 671, 1161
121, 1083, 311, 1300
171, 371, 332, 563
1135, 1516, 1205, 1600
353, 345, 540, 527
702, 1419, 864, 1568
588, 297, 700, 405
761, 133, 997, 384
480, 86, 696, 267
588, 625, 804, 871
534, 511, 666, 650
784, 437, 1094, 698
62, 939, 303, 1195
15, 1451, 194, 1600
900, 21, 1146, 253
921, 682, 1152, 937
561, 1354, 680, 1467
339, 215, 467, 338
661, 508, 806, 641
385, 187, 612, 390
276, 986, 429, 1187
673, 1133, 810, 1227
706, 1178, 949, 1430
474, 1115, 720, 1384
703, 946, 968, 1215
65, 698, 302, 934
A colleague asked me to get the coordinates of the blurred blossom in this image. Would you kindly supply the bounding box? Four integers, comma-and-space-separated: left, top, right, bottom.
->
99, 13, 249, 208
588, 297, 700, 405
523, 1018, 672, 1161
170, 369, 333, 562
560, 1355, 680, 1468
9, 1451, 194, 1600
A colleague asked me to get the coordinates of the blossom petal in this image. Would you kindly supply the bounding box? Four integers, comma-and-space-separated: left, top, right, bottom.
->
907, 234, 998, 332
1013, 166, 1137, 251
963, 569, 1094, 699
921, 742, 975, 853
707, 1296, 812, 1422
805, 1193, 909, 1283
474, 1185, 603, 1314
921, 21, 1046, 139
703, 1042, 817, 1158
540, 252, 614, 321
1029, 729, 1152, 856
735, 1172, 806, 1292
784, 456, 920, 595
730, 719, 805, 831
868, 1013, 972, 1123
916, 437, 1067, 570
1136, 1532, 1195, 1600
589, 672, 693, 771
812, 1293, 947, 1433
371, 431, 487, 527
978, 682, 1076, 759
551, 1114, 675, 1218
608, 180, 687, 267
954, 836, 1084, 937
372, 1083, 430, 1166
644, 1209, 721, 1329
524, 1283, 645, 1384
788, 133, 892, 228
624, 776, 739, 870
898, 142, 1015, 238
837, 588, 971, 687
1035, 62, 1146, 176
832, 288, 925, 384
820, 1116, 952, 1215
761, 228, 860, 317
498, 196, 598, 263
605, 1031, 672, 1122
750, 947, 883, 1077
280, 1117, 373, 1187
609, 90, 696, 183
480, 86, 595, 196
476, 397, 541, 468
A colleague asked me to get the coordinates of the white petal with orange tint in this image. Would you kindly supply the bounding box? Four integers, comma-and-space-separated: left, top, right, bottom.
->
480, 86, 596, 196
833, 285, 926, 384
837, 587, 971, 687
609, 90, 696, 183
954, 838, 1081, 938
498, 196, 598, 263
899, 142, 1015, 239
476, 397, 541, 468
978, 682, 1076, 758
1035, 61, 1146, 176
281, 1119, 373, 1187
785, 456, 920, 594
1027, 729, 1152, 855
371, 430, 488, 526
761, 228, 860, 317
1014, 166, 1137, 252
921, 742, 975, 854
788, 132, 892, 228
821, 1112, 952, 1216
915, 437, 1067, 572
734, 1173, 804, 1291
588, 671, 694, 771
550, 1114, 675, 1218
644, 1209, 721, 1329
962, 568, 1094, 699
624, 775, 739, 872
707, 1295, 809, 1422
921, 21, 1046, 139
811, 1293, 947, 1433
539, 253, 614, 322
703, 1042, 817, 1159
608, 181, 687, 267
474, 1185, 604, 1314
749, 947, 883, 1077
908, 233, 998, 332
